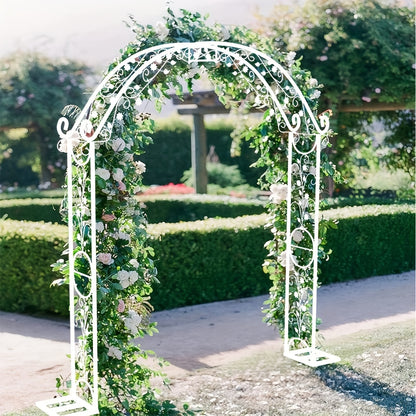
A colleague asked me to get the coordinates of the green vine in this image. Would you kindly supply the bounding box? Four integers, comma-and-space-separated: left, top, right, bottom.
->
53, 8, 336, 414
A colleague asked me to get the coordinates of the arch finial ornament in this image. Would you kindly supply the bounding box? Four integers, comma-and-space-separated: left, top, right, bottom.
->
37, 10, 339, 415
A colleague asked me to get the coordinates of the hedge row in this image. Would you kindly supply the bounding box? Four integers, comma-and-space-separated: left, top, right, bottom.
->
0, 198, 63, 223
0, 204, 414, 316
320, 204, 415, 280
0, 195, 265, 224
0, 220, 68, 315
139, 194, 265, 223
149, 215, 269, 310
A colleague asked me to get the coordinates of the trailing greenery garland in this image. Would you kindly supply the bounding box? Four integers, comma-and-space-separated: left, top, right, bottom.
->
53, 8, 336, 414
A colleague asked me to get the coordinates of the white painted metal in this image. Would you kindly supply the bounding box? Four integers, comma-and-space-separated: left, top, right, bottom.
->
283, 132, 340, 367
37, 40, 338, 414
37, 124, 99, 415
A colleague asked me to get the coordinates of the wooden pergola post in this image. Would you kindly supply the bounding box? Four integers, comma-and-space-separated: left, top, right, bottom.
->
171, 91, 230, 194
191, 113, 208, 193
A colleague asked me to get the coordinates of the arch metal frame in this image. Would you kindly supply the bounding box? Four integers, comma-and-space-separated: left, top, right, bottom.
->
37, 41, 339, 416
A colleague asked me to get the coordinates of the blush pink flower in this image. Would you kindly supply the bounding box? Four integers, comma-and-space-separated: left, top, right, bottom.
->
102, 213, 116, 222
118, 182, 126, 191
117, 299, 126, 313
97, 252, 113, 265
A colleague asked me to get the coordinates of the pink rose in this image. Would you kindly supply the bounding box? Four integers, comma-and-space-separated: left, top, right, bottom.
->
97, 253, 113, 265
117, 182, 126, 191
117, 299, 125, 313
102, 213, 116, 222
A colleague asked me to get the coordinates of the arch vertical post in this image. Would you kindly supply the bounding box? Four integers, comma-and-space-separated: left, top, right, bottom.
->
36, 136, 99, 415
283, 132, 340, 367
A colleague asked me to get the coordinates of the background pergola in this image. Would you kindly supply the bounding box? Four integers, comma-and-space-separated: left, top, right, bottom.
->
172, 90, 412, 194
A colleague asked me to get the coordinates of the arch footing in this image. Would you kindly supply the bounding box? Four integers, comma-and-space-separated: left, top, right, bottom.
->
285, 348, 340, 368
36, 395, 98, 416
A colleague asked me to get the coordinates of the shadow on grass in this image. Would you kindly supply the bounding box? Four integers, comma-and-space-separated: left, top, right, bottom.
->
315, 364, 415, 414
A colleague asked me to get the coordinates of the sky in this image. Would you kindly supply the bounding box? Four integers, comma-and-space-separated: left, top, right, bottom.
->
0, 0, 279, 69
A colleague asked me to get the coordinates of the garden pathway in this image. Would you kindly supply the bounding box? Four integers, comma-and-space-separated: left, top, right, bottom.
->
0, 270, 414, 414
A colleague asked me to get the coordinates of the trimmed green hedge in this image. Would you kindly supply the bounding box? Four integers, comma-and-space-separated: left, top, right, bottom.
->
0, 204, 414, 316
148, 215, 269, 310
0, 198, 63, 223
0, 220, 68, 315
139, 194, 265, 223
321, 204, 415, 281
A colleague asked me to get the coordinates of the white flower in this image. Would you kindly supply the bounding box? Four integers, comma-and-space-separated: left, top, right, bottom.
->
308, 78, 319, 88
113, 168, 125, 182
155, 21, 169, 40
16, 95, 27, 107
278, 250, 295, 271
124, 310, 142, 335
292, 229, 304, 243
310, 90, 321, 100
129, 259, 139, 268
97, 252, 113, 265
111, 137, 126, 152
220, 25, 230, 40
96, 222, 104, 233
134, 161, 146, 175
96, 168, 111, 181
117, 270, 139, 289
270, 184, 289, 204
115, 231, 131, 243
58, 130, 81, 153
108, 345, 122, 360
286, 51, 296, 67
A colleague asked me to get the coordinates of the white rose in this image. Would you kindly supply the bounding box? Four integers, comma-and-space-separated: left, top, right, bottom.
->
96, 168, 111, 181
97, 252, 113, 265
96, 222, 104, 233
115, 231, 131, 242
308, 78, 319, 88
108, 345, 122, 360
113, 168, 125, 182
292, 229, 304, 243
124, 310, 142, 335
270, 184, 289, 204
117, 270, 138, 289
285, 51, 296, 67
58, 130, 81, 153
134, 161, 146, 175
155, 21, 169, 40
111, 137, 126, 152
278, 250, 295, 271
129, 259, 139, 269
310, 90, 321, 100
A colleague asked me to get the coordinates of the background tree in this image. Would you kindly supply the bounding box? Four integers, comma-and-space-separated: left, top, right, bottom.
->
258, 0, 415, 188
0, 53, 91, 187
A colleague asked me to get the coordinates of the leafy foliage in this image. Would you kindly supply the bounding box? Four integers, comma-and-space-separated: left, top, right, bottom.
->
0, 53, 90, 186
181, 162, 247, 188
259, 0, 415, 179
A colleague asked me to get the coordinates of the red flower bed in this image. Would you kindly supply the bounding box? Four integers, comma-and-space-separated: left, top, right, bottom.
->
141, 183, 195, 195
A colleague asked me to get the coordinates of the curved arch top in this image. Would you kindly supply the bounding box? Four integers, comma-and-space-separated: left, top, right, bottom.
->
57, 41, 329, 143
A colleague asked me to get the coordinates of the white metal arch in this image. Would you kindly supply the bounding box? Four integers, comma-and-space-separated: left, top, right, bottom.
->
37, 41, 338, 416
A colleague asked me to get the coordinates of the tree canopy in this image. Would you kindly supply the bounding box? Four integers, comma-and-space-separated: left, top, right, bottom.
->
259, 0, 415, 182
0, 53, 90, 186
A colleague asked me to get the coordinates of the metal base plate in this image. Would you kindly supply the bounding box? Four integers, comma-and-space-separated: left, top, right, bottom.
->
36, 395, 98, 416
285, 347, 340, 367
